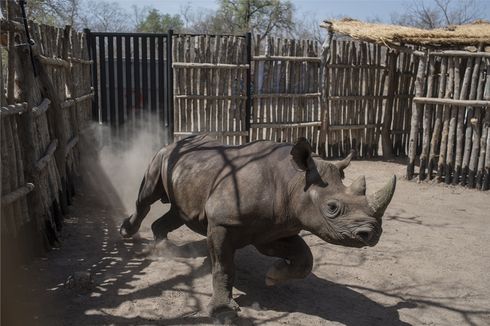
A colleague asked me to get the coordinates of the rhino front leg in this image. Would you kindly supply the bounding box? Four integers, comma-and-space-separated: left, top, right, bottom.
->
255, 235, 313, 286
206, 225, 240, 319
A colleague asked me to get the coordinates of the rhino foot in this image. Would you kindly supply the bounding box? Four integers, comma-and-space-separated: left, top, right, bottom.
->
207, 296, 240, 321
119, 216, 141, 238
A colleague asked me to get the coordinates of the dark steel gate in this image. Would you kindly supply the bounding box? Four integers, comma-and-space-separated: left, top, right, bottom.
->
86, 30, 173, 141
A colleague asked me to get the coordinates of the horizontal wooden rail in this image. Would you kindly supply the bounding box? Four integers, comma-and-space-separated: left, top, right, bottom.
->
328, 94, 413, 101
35, 139, 58, 171
327, 63, 386, 69
253, 55, 321, 62
174, 131, 249, 136
175, 95, 247, 100
61, 93, 95, 109
32, 98, 51, 117
0, 18, 24, 33
69, 57, 93, 65
66, 136, 79, 155
37, 54, 70, 68
0, 102, 28, 116
1, 183, 35, 207
253, 93, 321, 99
252, 121, 321, 128
328, 123, 382, 130
173, 62, 250, 69
428, 50, 490, 58
413, 97, 490, 107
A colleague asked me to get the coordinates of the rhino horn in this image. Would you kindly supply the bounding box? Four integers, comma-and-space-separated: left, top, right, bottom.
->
348, 175, 366, 196
335, 150, 354, 172
367, 175, 396, 218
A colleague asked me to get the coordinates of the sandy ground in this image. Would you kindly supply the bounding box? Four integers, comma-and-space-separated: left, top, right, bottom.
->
8, 157, 490, 326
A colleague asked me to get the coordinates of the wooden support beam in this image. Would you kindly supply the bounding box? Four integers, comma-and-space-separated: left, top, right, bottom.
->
254, 92, 321, 99
253, 55, 321, 62
175, 94, 247, 100
68, 57, 93, 64
34, 139, 58, 171
61, 92, 94, 109
65, 136, 79, 155
252, 121, 322, 128
173, 62, 250, 69
32, 98, 51, 117
0, 102, 28, 116
1, 183, 35, 207
37, 54, 70, 68
413, 97, 490, 107
174, 131, 249, 137
429, 50, 490, 58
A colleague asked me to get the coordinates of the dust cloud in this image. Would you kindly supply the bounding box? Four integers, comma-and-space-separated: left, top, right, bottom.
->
79, 113, 169, 224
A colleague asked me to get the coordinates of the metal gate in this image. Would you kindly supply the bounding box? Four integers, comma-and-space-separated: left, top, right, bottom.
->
86, 30, 173, 141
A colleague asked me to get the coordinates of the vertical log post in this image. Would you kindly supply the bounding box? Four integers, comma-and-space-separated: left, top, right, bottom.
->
381, 51, 398, 160
419, 56, 436, 181
319, 23, 333, 158
407, 52, 428, 180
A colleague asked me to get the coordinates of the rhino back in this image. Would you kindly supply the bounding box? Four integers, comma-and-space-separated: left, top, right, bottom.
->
161, 136, 295, 232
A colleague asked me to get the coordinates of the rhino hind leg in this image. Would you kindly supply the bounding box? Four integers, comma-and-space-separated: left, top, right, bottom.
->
254, 235, 313, 286
151, 209, 184, 242
120, 150, 166, 238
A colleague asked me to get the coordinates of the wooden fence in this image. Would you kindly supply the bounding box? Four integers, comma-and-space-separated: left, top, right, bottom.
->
1, 1, 92, 258
172, 33, 251, 145
321, 40, 418, 159
407, 51, 490, 190
250, 36, 322, 150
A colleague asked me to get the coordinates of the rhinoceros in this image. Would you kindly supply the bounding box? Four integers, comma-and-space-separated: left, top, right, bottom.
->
120, 135, 396, 318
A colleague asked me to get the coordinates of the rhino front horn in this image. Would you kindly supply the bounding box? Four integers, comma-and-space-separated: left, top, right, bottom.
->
367, 175, 396, 218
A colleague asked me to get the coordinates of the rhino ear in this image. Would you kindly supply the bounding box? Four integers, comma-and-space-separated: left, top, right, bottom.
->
291, 137, 313, 171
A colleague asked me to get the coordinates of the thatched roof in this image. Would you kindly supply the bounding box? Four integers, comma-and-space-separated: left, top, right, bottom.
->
320, 19, 490, 47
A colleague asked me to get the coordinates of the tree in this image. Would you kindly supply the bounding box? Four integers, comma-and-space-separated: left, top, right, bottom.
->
218, 0, 294, 39
23, 0, 82, 28
136, 9, 184, 33
79, 1, 131, 32
391, 0, 483, 29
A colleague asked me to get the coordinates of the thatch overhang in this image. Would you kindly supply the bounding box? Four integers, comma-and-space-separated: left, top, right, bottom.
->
320, 19, 490, 49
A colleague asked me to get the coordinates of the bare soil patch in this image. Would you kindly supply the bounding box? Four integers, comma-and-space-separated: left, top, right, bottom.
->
8, 159, 490, 325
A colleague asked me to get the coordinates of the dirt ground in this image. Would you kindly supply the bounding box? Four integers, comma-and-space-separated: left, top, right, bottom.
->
9, 155, 490, 325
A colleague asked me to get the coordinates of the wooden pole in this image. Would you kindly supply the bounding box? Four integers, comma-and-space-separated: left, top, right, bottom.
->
461, 56, 482, 186
419, 56, 436, 181
319, 23, 334, 158
381, 51, 398, 160
427, 57, 448, 179
452, 57, 474, 184
437, 58, 455, 180
407, 52, 428, 180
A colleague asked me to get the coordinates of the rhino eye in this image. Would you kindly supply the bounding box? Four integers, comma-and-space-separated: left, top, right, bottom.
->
323, 199, 342, 218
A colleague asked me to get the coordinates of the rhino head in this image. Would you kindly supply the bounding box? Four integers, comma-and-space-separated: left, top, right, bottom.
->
289, 138, 396, 248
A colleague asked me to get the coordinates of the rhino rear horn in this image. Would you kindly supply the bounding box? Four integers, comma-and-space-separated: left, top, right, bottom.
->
367, 175, 396, 218
335, 150, 355, 178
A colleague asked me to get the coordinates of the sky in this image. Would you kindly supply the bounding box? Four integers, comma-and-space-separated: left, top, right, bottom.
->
117, 0, 490, 24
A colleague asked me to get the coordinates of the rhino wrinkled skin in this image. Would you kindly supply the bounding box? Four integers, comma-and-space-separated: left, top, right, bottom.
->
120, 135, 396, 318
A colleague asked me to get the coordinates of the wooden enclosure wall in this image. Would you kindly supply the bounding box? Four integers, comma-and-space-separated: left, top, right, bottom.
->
323, 39, 417, 159
1, 3, 93, 257
172, 34, 250, 145
407, 52, 490, 190
250, 36, 322, 150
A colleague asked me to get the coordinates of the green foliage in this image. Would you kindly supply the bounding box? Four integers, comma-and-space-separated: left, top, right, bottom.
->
218, 0, 294, 38
136, 9, 184, 33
